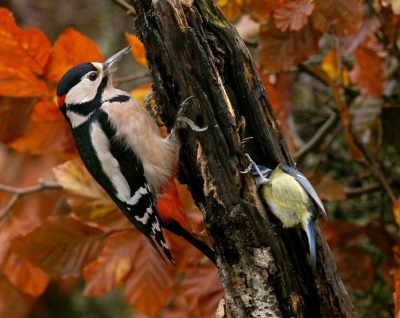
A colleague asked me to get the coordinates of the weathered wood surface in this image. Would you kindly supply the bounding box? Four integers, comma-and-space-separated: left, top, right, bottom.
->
130, 0, 357, 317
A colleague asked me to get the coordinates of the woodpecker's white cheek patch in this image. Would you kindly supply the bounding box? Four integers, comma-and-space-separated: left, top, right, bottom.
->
90, 122, 132, 201
65, 76, 101, 106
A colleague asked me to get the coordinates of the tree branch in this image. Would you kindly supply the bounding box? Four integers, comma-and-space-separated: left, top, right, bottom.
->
0, 180, 62, 221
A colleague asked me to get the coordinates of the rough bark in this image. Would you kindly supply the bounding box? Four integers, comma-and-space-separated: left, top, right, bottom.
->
130, 0, 357, 317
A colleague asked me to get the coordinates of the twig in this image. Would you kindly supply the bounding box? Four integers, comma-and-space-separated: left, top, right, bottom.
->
113, 70, 151, 84
112, 0, 136, 15
344, 182, 385, 198
0, 180, 62, 222
293, 110, 339, 163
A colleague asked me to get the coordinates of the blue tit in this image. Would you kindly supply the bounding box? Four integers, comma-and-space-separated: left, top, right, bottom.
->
247, 155, 327, 269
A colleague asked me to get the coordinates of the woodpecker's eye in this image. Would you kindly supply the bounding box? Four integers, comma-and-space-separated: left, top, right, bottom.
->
88, 72, 98, 81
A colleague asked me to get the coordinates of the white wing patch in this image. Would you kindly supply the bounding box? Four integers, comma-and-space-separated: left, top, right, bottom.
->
90, 122, 133, 203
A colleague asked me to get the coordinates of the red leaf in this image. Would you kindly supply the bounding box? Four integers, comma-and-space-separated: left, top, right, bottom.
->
349, 47, 386, 97
312, 0, 363, 36
259, 20, 319, 72
10, 215, 106, 278
273, 0, 314, 32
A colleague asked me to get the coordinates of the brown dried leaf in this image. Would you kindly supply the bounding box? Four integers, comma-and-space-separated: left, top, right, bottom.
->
334, 245, 375, 292
273, 0, 314, 32
259, 20, 319, 72
10, 215, 106, 278
0, 274, 35, 317
182, 257, 223, 316
307, 172, 347, 201
83, 230, 140, 296
312, 0, 363, 36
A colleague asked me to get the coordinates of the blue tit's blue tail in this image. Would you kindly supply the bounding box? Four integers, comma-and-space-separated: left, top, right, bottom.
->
306, 221, 317, 269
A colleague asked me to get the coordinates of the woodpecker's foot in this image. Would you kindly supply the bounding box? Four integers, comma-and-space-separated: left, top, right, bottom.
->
175, 96, 208, 132
144, 91, 165, 127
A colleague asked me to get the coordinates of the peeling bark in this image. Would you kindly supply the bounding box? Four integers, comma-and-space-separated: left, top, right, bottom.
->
130, 0, 357, 317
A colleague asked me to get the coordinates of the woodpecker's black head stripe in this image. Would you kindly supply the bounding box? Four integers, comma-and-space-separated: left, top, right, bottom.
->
57, 63, 97, 97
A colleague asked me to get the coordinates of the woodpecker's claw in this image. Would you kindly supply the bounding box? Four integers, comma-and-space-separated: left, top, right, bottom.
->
175, 96, 208, 132
144, 91, 165, 127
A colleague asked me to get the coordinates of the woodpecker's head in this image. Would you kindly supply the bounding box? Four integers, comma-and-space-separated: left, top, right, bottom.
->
56, 46, 132, 123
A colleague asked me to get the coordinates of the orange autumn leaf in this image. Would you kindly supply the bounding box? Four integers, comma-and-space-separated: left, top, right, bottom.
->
321, 49, 340, 81
0, 66, 50, 98
273, 0, 314, 32
30, 99, 64, 122
216, 0, 277, 22
394, 196, 400, 230
11, 215, 107, 278
45, 28, 104, 83
1, 247, 49, 296
0, 8, 51, 76
126, 33, 148, 67
9, 119, 75, 155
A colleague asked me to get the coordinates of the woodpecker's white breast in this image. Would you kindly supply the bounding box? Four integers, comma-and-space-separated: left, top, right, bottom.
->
101, 90, 178, 193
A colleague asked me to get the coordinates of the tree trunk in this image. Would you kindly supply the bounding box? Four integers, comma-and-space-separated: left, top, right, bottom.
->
130, 0, 357, 317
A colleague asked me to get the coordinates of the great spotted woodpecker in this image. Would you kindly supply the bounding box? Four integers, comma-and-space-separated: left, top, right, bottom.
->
57, 46, 215, 265
245, 155, 327, 268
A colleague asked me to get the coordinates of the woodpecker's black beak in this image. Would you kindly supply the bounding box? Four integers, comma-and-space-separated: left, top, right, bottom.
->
103, 46, 132, 76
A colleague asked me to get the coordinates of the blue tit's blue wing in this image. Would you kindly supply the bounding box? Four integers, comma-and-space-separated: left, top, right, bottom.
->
306, 220, 317, 269
278, 163, 327, 221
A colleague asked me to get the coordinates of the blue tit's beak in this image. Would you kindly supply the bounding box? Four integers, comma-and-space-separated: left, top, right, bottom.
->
103, 46, 132, 76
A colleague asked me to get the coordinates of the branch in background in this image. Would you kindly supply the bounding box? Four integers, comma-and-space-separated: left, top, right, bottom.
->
112, 0, 136, 15
0, 180, 62, 222
113, 70, 151, 85
345, 182, 385, 198
293, 110, 339, 163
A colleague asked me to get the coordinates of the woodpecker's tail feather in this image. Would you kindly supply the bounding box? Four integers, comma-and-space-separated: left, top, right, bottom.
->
146, 235, 176, 266
156, 179, 216, 265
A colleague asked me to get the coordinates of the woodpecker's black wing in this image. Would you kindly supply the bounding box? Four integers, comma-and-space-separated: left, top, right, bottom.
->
278, 163, 327, 221
90, 109, 175, 264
